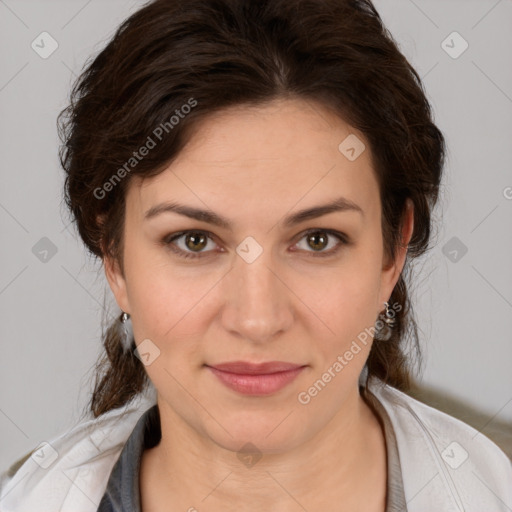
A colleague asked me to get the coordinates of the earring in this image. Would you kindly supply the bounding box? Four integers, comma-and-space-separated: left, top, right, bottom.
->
118, 311, 134, 352
382, 301, 396, 327
375, 301, 395, 340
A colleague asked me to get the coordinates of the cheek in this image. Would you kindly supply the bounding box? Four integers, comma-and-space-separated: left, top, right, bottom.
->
306, 282, 378, 362
298, 247, 382, 355
128, 269, 211, 343
122, 239, 206, 341
125, 262, 211, 391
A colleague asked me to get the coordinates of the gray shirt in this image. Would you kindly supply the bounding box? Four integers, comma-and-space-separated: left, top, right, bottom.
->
97, 385, 407, 511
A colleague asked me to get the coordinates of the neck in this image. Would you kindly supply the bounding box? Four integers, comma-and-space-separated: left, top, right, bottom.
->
140, 386, 387, 512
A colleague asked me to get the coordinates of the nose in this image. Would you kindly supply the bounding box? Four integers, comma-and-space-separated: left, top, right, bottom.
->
220, 249, 294, 344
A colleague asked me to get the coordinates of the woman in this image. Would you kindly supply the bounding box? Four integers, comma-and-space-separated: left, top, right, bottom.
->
1, 0, 511, 510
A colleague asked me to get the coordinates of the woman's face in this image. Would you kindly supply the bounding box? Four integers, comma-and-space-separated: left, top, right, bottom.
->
105, 97, 412, 453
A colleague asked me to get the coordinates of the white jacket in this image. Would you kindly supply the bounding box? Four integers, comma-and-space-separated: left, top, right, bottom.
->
1, 377, 511, 512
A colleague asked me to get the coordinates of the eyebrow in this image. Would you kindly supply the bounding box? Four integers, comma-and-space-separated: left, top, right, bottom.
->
144, 197, 364, 229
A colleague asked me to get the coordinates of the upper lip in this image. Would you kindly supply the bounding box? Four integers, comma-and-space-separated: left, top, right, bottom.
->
207, 361, 306, 375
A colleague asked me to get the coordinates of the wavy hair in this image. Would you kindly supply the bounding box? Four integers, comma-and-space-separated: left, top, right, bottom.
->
58, 0, 446, 418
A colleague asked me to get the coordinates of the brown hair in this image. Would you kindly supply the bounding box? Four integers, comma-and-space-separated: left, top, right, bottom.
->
58, 0, 445, 419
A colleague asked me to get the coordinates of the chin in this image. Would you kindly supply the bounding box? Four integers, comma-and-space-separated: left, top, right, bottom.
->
214, 431, 300, 457
203, 413, 307, 456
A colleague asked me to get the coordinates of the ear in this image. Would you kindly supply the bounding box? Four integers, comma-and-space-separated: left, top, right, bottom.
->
103, 253, 131, 315
97, 213, 131, 314
378, 198, 414, 307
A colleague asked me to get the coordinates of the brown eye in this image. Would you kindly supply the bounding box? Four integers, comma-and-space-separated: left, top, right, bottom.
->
163, 228, 348, 261
306, 231, 328, 251
163, 230, 218, 259
184, 232, 208, 252
293, 229, 348, 257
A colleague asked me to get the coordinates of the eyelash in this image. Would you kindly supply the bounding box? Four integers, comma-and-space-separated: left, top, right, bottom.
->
161, 229, 350, 260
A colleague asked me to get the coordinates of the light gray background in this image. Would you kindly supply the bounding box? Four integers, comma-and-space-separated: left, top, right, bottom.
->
1, 0, 511, 470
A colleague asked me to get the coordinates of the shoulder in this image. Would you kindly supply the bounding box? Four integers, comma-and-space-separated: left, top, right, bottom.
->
0, 392, 156, 512
368, 376, 512, 511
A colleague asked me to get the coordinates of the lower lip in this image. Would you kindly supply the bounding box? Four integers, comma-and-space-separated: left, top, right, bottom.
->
207, 366, 305, 395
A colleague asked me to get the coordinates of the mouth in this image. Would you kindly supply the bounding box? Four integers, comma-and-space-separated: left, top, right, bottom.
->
205, 361, 307, 395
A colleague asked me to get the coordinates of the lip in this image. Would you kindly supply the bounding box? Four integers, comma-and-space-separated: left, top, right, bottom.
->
205, 361, 307, 396
209, 361, 304, 374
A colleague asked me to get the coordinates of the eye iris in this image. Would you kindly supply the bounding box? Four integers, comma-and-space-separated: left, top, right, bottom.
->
186, 232, 207, 251
308, 232, 327, 251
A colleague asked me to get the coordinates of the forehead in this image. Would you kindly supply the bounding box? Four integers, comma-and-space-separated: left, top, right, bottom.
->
171, 98, 365, 165
129, 97, 380, 224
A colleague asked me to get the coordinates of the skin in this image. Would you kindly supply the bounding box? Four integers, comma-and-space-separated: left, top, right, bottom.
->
104, 97, 414, 512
